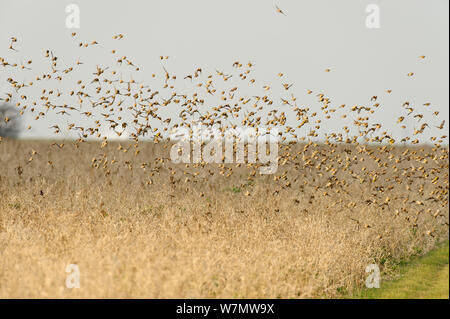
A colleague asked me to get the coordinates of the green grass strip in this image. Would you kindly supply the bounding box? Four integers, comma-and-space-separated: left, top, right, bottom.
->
354, 242, 449, 299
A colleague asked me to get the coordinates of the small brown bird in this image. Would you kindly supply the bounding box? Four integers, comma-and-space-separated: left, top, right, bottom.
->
435, 120, 445, 130
275, 4, 286, 16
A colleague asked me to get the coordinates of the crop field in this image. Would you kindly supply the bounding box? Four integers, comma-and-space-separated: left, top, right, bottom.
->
0, 140, 447, 298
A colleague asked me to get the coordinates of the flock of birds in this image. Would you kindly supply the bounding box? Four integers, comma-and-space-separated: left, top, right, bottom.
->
0, 8, 448, 234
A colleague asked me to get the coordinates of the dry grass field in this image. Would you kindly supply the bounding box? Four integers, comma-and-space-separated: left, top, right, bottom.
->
0, 139, 448, 298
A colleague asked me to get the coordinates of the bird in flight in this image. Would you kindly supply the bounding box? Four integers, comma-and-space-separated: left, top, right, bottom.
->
435, 120, 445, 130
275, 4, 287, 16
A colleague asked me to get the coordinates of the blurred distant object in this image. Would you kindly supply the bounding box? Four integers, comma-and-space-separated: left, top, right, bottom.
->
0, 103, 21, 138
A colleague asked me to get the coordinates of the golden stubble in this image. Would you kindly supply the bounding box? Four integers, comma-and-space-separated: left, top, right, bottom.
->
0, 140, 448, 298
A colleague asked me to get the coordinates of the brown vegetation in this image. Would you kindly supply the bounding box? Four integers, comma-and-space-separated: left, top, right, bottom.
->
0, 140, 447, 298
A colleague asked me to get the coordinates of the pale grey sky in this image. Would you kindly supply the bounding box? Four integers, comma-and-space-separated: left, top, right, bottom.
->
0, 0, 448, 143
